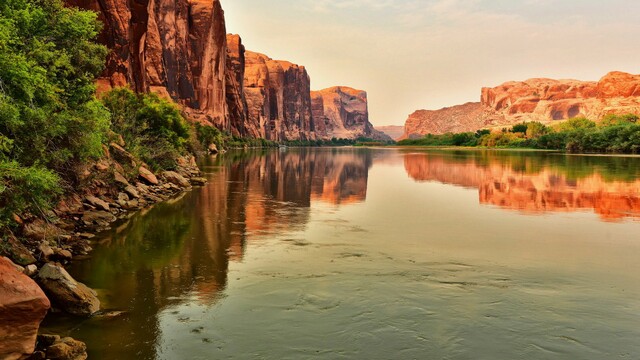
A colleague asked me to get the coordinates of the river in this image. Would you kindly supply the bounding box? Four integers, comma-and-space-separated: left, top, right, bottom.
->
42, 148, 640, 359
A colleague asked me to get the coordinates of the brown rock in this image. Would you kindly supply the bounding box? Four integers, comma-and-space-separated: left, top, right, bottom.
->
311, 86, 391, 141
124, 184, 140, 199
81, 211, 116, 228
22, 220, 64, 242
113, 171, 130, 186
190, 177, 208, 186
84, 196, 110, 211
138, 167, 158, 185
162, 171, 190, 188
1, 234, 37, 266
45, 337, 87, 360
0, 257, 51, 360
225, 34, 253, 137
37, 263, 100, 316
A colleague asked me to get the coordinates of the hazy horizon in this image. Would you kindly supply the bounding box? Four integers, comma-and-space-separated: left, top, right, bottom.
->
224, 0, 640, 126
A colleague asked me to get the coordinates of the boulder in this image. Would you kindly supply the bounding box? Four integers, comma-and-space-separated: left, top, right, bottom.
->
138, 167, 159, 185
162, 171, 190, 188
37, 242, 54, 262
1, 234, 37, 266
124, 184, 140, 199
22, 220, 64, 242
0, 257, 51, 360
208, 143, 219, 154
36, 263, 100, 316
113, 171, 130, 186
45, 337, 87, 360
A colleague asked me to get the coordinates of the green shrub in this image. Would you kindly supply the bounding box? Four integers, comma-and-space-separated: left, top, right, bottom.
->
101, 88, 190, 170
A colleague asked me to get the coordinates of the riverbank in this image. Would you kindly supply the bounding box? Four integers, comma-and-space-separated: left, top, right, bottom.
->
0, 145, 208, 360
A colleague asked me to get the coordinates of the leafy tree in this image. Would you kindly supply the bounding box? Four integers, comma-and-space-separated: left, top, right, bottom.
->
525, 122, 548, 139
511, 123, 528, 134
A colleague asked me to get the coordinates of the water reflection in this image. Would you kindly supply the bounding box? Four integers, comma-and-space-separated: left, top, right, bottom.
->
403, 150, 640, 221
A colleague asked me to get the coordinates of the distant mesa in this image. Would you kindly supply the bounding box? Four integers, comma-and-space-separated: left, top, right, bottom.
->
401, 71, 640, 139
374, 125, 405, 141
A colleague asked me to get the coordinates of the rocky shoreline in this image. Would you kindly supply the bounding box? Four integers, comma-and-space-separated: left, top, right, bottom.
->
0, 143, 208, 360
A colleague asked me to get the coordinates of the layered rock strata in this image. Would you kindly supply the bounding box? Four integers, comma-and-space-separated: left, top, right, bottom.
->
402, 71, 640, 138
243, 51, 315, 141
311, 87, 391, 141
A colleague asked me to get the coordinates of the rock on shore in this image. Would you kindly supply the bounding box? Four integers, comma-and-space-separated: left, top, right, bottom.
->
0, 257, 50, 360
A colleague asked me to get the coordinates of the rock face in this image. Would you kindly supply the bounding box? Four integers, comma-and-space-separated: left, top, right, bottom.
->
400, 102, 485, 139
243, 51, 315, 141
0, 257, 51, 360
402, 71, 640, 138
375, 125, 405, 141
66, 0, 229, 129
37, 263, 100, 316
225, 34, 253, 137
311, 87, 391, 141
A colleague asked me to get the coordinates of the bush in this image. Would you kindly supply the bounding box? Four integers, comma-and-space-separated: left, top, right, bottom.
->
101, 88, 190, 170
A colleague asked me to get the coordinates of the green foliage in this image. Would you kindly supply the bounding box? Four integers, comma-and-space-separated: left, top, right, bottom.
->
0, 161, 62, 227
553, 117, 596, 132
101, 88, 190, 170
511, 123, 528, 134
195, 123, 225, 149
598, 114, 638, 127
525, 122, 548, 139
0, 0, 108, 227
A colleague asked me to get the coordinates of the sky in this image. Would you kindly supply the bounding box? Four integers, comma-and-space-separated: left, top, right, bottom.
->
223, 0, 640, 126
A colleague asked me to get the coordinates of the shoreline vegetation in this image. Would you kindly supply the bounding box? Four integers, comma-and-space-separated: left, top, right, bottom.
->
396, 115, 640, 154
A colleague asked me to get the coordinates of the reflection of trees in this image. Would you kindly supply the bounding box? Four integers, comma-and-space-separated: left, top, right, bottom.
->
403, 150, 640, 221
61, 148, 375, 358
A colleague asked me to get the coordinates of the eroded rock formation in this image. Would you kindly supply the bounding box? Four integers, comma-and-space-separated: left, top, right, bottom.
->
66, 0, 229, 129
225, 34, 254, 137
243, 51, 315, 141
311, 87, 391, 141
402, 71, 640, 138
375, 125, 405, 141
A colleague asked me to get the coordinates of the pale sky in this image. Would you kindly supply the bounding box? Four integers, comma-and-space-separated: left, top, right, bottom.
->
223, 0, 640, 126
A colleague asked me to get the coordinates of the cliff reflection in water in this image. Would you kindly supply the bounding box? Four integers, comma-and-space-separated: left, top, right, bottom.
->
403, 150, 640, 221
56, 148, 372, 359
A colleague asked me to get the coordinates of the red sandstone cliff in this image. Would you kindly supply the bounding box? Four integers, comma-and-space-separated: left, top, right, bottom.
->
67, 0, 230, 129
311, 87, 391, 141
243, 51, 315, 141
225, 34, 254, 137
402, 71, 640, 138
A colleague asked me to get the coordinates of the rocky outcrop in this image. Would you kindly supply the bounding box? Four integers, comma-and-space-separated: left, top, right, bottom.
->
66, 0, 229, 129
482, 71, 640, 125
402, 71, 640, 137
225, 34, 254, 137
0, 257, 50, 360
311, 87, 391, 141
36, 263, 100, 316
243, 51, 315, 141
400, 102, 485, 139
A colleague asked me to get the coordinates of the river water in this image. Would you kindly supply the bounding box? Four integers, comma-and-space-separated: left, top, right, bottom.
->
43, 148, 640, 359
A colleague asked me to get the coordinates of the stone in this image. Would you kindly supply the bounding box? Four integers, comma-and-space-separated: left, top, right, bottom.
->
1, 234, 37, 266
138, 167, 159, 185
113, 171, 130, 186
45, 337, 87, 360
0, 257, 51, 360
37, 242, 55, 262
81, 211, 116, 228
24, 264, 38, 277
311, 86, 391, 141
162, 171, 190, 188
208, 143, 219, 154
53, 249, 73, 262
37, 263, 100, 316
124, 184, 140, 199
190, 177, 208, 186
84, 196, 110, 212
225, 34, 252, 137
22, 220, 64, 242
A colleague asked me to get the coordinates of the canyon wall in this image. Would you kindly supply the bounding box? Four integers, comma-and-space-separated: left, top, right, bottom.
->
311, 87, 391, 141
67, 0, 229, 129
67, 0, 384, 142
402, 71, 640, 139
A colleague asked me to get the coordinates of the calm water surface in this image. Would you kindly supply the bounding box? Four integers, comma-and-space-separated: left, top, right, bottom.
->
43, 148, 640, 359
